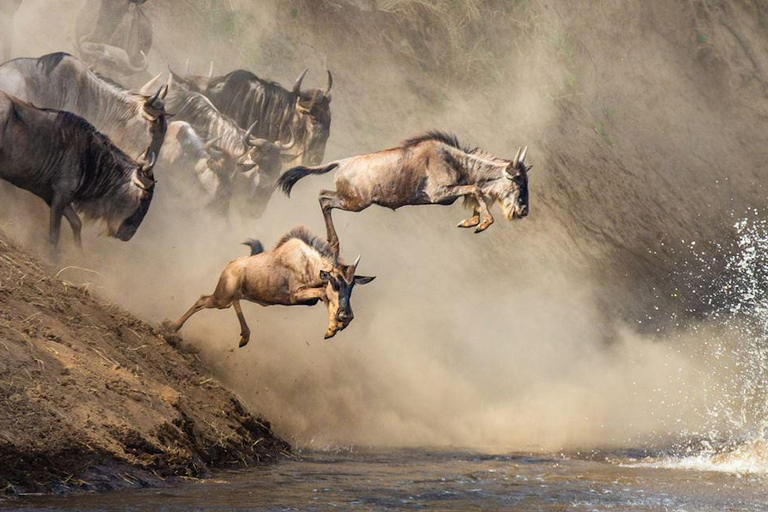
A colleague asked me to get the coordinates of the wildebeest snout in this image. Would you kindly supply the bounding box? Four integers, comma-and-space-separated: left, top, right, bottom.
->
337, 309, 354, 323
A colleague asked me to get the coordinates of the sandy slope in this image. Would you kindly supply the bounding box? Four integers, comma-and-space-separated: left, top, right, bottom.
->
0, 231, 288, 494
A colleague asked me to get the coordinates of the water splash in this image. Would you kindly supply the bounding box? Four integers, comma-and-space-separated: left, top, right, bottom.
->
642, 215, 768, 473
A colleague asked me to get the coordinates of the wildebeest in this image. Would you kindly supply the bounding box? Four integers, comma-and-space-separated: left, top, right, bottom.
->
0, 91, 156, 257
0, 52, 168, 160
278, 131, 531, 254
164, 226, 375, 347
160, 72, 295, 216
0, 0, 23, 62
75, 0, 152, 78
155, 121, 232, 214
163, 71, 295, 172
175, 67, 332, 166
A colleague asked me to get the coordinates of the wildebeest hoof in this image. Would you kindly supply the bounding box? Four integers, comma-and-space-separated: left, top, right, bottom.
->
324, 329, 337, 339
239, 335, 250, 348
457, 217, 480, 228
475, 223, 493, 233
161, 319, 178, 332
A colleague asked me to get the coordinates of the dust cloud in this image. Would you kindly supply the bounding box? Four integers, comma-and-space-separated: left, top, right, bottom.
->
2, 0, 767, 451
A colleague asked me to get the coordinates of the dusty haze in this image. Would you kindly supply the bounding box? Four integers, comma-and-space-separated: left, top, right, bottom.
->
1, 0, 767, 451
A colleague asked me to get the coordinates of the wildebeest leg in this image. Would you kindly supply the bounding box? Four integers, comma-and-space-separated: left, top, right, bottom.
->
457, 206, 481, 228
166, 294, 216, 332
48, 195, 68, 260
319, 190, 342, 254
433, 185, 494, 233
63, 205, 83, 251
232, 300, 251, 348
293, 286, 326, 303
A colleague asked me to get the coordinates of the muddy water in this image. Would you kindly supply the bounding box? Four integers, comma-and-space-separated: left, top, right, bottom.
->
4, 449, 768, 511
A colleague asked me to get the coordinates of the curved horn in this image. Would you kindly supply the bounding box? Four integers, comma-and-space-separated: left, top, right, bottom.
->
142, 151, 156, 170
244, 120, 259, 140
325, 70, 333, 95
76, 34, 104, 60
140, 72, 163, 95
123, 49, 148, 74
512, 147, 522, 166
147, 84, 163, 104
518, 145, 528, 166
292, 68, 308, 95
274, 130, 296, 151
208, 61, 214, 79
352, 254, 361, 270
204, 136, 223, 151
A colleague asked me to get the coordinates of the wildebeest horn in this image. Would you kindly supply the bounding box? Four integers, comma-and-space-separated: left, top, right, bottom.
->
325, 70, 333, 95
512, 147, 522, 166
204, 136, 223, 150
142, 150, 156, 170
275, 130, 296, 151
124, 50, 149, 74
208, 61, 214, 78
292, 68, 308, 94
352, 254, 361, 270
140, 73, 164, 95
518, 145, 528, 166
243, 120, 259, 142
160, 83, 168, 99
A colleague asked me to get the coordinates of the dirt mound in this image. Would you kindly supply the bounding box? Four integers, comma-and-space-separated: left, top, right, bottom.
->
0, 231, 288, 494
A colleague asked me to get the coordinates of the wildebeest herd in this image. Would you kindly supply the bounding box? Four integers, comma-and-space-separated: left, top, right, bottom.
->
0, 0, 532, 346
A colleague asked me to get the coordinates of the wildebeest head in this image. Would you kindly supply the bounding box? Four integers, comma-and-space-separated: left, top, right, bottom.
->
175, 59, 214, 93
238, 123, 296, 172
319, 255, 375, 339
291, 68, 332, 166
76, 34, 149, 77
496, 146, 531, 221
138, 73, 169, 123
114, 149, 157, 241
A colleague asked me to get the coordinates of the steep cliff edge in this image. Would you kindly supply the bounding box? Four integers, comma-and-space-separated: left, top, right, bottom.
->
0, 232, 288, 494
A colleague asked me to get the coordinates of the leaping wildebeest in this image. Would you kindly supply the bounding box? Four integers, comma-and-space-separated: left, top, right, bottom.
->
0, 91, 157, 257
0, 52, 168, 160
277, 131, 532, 254
164, 227, 375, 347
75, 0, 152, 79
174, 67, 332, 166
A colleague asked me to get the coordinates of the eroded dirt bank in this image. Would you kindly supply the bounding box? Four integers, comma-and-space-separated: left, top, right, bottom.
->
0, 231, 288, 494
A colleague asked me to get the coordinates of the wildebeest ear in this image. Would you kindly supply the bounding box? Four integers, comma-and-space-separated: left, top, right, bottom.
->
354, 275, 376, 285
319, 270, 331, 281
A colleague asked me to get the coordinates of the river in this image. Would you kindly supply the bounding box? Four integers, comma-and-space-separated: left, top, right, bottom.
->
3, 448, 768, 511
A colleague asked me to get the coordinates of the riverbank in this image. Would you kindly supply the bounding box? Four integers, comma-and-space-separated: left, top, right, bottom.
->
0, 232, 288, 494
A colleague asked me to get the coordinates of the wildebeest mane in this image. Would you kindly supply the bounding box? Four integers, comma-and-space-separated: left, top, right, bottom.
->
36, 52, 70, 76
402, 130, 477, 154
49, 110, 138, 218
275, 226, 335, 262
94, 72, 129, 91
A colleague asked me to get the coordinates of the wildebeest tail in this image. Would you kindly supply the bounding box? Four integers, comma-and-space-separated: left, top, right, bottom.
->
277, 162, 339, 197
242, 239, 264, 256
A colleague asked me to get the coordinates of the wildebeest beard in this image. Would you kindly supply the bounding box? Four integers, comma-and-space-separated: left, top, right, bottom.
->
61, 120, 155, 241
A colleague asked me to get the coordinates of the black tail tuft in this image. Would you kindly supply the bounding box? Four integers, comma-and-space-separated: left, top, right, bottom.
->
277, 162, 339, 197
242, 239, 264, 256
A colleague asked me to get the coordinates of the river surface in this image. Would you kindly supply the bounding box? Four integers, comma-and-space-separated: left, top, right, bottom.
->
3, 449, 768, 511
